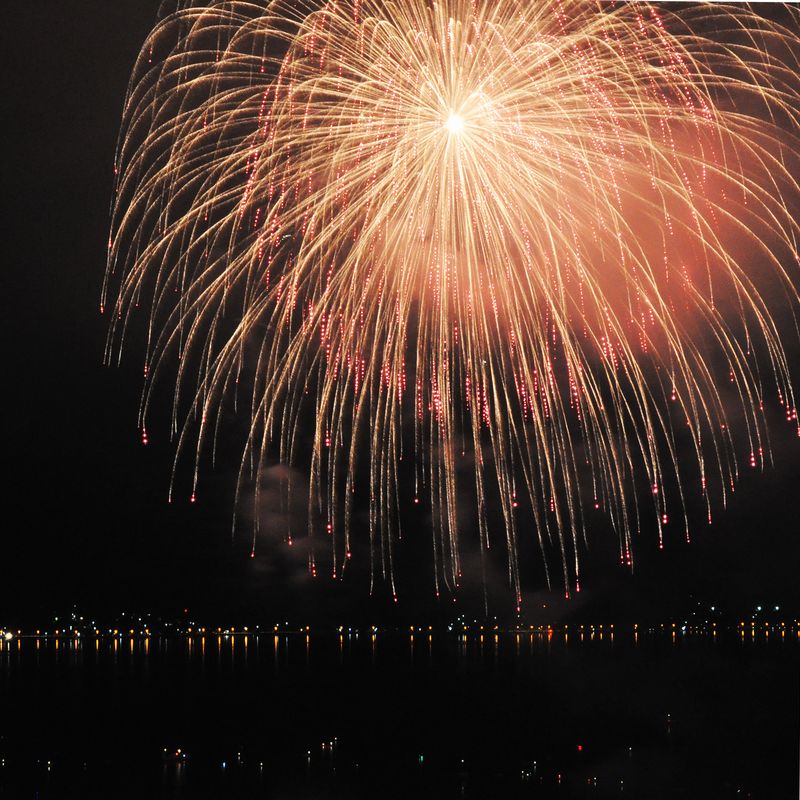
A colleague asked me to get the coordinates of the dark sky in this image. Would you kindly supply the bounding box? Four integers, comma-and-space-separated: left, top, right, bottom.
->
3, 2, 799, 626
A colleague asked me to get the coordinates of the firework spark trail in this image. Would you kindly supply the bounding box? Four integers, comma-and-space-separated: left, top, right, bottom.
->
104, 0, 800, 604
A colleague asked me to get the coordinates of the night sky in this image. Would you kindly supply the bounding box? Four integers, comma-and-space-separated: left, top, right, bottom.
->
3, 2, 799, 627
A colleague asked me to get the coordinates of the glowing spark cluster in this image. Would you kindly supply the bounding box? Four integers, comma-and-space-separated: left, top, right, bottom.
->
105, 0, 800, 603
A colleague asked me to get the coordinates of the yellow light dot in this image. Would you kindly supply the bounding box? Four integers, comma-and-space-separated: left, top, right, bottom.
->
446, 112, 464, 135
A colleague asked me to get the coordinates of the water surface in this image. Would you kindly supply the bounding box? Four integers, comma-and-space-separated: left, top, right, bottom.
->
0, 627, 796, 798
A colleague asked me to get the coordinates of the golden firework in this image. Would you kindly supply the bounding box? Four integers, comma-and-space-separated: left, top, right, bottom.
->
105, 1, 800, 603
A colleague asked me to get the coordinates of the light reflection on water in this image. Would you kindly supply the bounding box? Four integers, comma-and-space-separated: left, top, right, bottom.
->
0, 628, 797, 798
1, 622, 795, 666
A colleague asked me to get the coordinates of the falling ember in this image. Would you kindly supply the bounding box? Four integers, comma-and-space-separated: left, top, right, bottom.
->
104, 0, 800, 600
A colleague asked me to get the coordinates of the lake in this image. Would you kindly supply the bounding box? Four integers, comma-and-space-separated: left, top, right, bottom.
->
0, 626, 796, 798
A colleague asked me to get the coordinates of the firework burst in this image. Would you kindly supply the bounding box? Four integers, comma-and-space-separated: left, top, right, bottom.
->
105, 0, 800, 603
